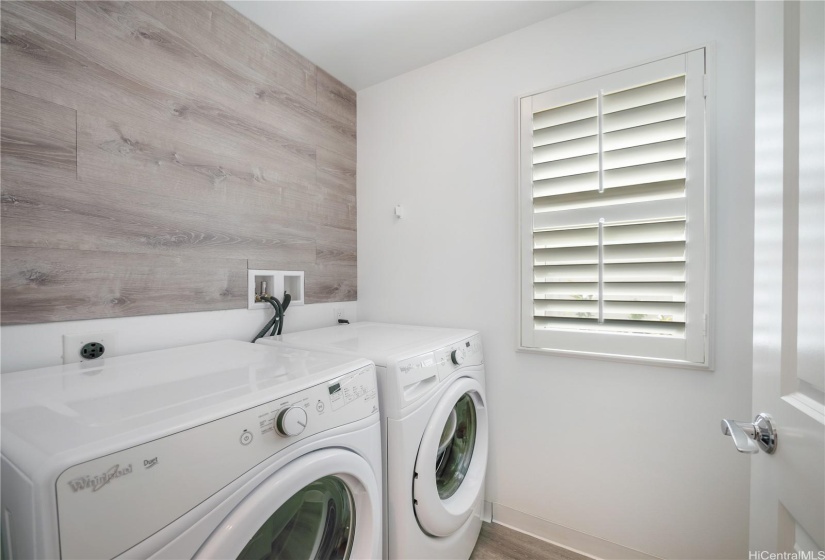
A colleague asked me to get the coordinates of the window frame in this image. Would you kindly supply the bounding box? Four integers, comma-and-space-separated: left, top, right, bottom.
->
516, 47, 713, 368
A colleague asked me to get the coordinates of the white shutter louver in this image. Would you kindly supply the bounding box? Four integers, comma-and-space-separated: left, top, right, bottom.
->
519, 49, 708, 364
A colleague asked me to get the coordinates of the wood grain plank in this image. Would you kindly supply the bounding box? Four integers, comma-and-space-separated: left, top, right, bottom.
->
1, 1, 357, 323
76, 113, 355, 232
314, 226, 357, 265
75, 2, 354, 160
135, 1, 317, 102
315, 244, 357, 267
2, 2, 157, 112
252, 83, 356, 162
1, 5, 341, 161
314, 69, 356, 160
470, 522, 591, 560
304, 264, 357, 303
1, 171, 318, 263
79, 1, 353, 159
317, 146, 356, 196
1, 87, 76, 179
0, 1, 75, 41
1, 246, 246, 324
75, 2, 256, 112
77, 111, 316, 197
248, 259, 357, 304
317, 68, 356, 128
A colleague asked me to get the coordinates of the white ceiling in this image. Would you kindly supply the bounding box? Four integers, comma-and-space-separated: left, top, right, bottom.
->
226, 1, 587, 91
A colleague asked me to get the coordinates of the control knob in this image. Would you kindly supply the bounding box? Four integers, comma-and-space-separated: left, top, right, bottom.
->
275, 406, 308, 437
451, 348, 465, 366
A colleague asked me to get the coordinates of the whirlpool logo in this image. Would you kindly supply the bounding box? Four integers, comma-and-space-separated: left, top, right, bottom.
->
67, 464, 133, 493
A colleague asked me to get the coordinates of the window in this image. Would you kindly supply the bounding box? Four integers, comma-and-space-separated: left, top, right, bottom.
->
518, 49, 709, 365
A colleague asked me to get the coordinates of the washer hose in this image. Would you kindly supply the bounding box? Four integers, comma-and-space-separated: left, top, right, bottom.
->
251, 292, 291, 342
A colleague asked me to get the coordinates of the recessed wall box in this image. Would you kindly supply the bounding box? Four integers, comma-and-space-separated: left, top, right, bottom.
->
248, 270, 304, 310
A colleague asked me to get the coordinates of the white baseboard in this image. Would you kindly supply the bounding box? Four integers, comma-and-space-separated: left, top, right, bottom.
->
482, 500, 493, 523
491, 503, 661, 560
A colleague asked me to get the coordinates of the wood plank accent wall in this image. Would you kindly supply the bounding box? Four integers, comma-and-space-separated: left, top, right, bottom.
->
1, 0, 357, 325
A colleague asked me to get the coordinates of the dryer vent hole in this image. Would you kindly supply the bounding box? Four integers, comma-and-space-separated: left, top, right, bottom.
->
81, 342, 105, 360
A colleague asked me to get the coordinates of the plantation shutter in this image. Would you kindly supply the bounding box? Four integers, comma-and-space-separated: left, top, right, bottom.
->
519, 49, 708, 364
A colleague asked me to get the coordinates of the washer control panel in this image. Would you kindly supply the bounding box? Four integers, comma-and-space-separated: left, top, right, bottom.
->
397, 353, 438, 389
55, 364, 378, 560
392, 334, 483, 411
436, 334, 483, 379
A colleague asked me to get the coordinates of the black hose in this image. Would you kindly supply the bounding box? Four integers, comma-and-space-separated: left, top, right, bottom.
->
268, 296, 283, 337
277, 293, 291, 335
252, 296, 282, 342
252, 315, 277, 342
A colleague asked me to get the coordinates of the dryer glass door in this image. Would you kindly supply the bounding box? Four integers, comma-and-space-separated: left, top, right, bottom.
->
196, 448, 380, 560
238, 475, 354, 560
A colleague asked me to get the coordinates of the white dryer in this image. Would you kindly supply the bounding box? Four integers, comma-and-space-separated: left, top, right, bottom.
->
258, 322, 488, 560
1, 340, 382, 560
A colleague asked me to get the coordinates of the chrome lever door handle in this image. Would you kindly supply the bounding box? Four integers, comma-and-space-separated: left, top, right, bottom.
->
721, 419, 759, 453
721, 413, 777, 454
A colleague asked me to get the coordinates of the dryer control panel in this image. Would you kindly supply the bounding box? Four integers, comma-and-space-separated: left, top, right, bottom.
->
54, 365, 378, 560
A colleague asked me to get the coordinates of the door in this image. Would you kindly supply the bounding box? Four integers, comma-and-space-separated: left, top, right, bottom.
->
750, 0, 825, 554
196, 449, 380, 560
413, 376, 488, 537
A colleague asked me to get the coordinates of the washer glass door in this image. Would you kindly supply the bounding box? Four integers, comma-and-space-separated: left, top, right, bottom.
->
413, 375, 488, 538
435, 393, 477, 499
238, 475, 354, 560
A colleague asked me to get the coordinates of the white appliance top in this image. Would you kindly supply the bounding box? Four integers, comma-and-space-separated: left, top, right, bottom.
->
1, 340, 372, 473
264, 322, 477, 367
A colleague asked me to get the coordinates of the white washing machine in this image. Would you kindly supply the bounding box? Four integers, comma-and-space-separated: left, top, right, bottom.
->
258, 322, 488, 560
1, 340, 382, 560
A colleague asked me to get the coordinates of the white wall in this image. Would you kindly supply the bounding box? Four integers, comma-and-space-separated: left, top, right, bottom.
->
357, 2, 754, 559
1, 302, 357, 373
